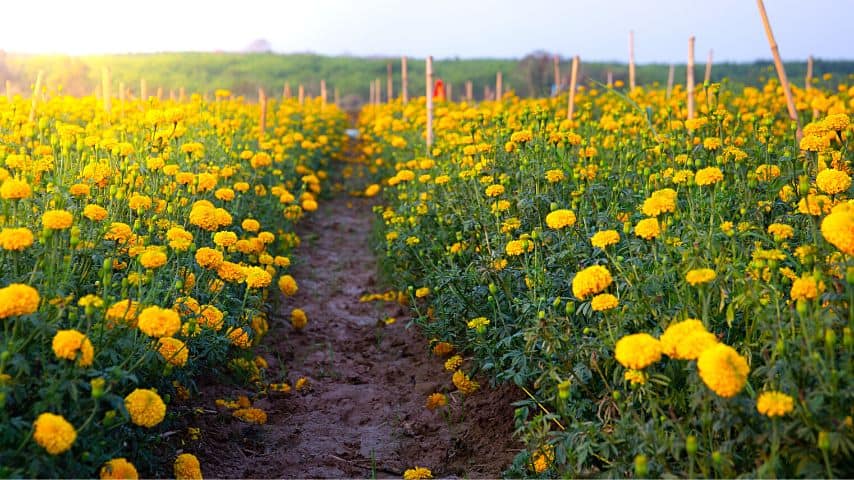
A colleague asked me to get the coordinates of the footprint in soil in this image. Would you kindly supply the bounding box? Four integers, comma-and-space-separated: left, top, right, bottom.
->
189, 189, 522, 479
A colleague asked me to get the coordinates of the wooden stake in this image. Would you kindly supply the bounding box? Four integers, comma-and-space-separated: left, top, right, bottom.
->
426, 56, 434, 153
283, 82, 291, 99
320, 79, 327, 108
376, 78, 382, 105
756, 0, 800, 136
298, 84, 305, 105
607, 71, 613, 88
553, 54, 560, 96
805, 55, 813, 90
567, 55, 580, 121
140, 78, 147, 101
629, 30, 636, 90
704, 49, 713, 84
687, 36, 696, 120
369, 81, 375, 105
401, 56, 408, 103
666, 64, 675, 99
334, 87, 340, 106
156, 87, 163, 100
102, 68, 111, 113
495, 71, 502, 101
169, 89, 175, 101
29, 71, 43, 123
465, 80, 473, 102
258, 88, 266, 142
446, 82, 452, 103
179, 87, 185, 102
387, 63, 393, 102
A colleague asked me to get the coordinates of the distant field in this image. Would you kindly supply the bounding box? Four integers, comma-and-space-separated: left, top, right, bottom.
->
1, 51, 853, 103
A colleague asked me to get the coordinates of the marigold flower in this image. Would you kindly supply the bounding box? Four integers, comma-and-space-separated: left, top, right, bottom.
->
767, 223, 794, 241
614, 333, 662, 370
124, 388, 166, 428
545, 169, 565, 183
505, 239, 532, 256
105, 222, 133, 243
233, 407, 267, 424
452, 369, 479, 394
821, 202, 854, 255
660, 319, 718, 360
278, 274, 298, 296
212, 231, 237, 247
244, 266, 272, 289
641, 188, 677, 217
52, 329, 94, 367
624, 369, 647, 385
545, 209, 577, 229
634, 217, 661, 240
695, 166, 724, 186
139, 249, 167, 269
697, 344, 749, 398
590, 293, 619, 311
0, 227, 34, 251
290, 308, 308, 330
590, 230, 620, 249
403, 467, 433, 480
531, 444, 555, 473
815, 168, 851, 195
790, 274, 824, 301
798, 194, 833, 216
137, 306, 181, 338
157, 337, 188, 366
0, 178, 32, 200
444, 355, 463, 371
685, 268, 716, 286
174, 453, 203, 480
432, 342, 453, 356
33, 412, 76, 455
756, 391, 795, 417
166, 227, 193, 251
0, 283, 40, 319
100, 458, 139, 479
485, 184, 505, 197
105, 299, 140, 327
425, 393, 447, 410
571, 265, 613, 300
228, 327, 251, 348
42, 210, 74, 230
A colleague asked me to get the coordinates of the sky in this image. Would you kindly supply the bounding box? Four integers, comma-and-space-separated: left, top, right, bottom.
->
1, 0, 851, 62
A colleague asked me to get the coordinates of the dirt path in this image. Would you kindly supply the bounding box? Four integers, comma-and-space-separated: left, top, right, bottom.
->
190, 188, 521, 478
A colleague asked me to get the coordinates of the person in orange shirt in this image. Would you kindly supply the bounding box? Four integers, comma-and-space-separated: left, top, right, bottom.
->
433, 78, 446, 101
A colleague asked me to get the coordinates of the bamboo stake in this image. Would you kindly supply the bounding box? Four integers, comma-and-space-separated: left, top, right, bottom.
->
607, 71, 613, 88
446, 82, 452, 103
5, 80, 11, 102
387, 63, 393, 102
102, 68, 111, 113
426, 56, 434, 154
140, 78, 147, 101
283, 82, 291, 99
156, 87, 162, 100
629, 30, 636, 90
320, 79, 327, 108
495, 71, 502, 101
567, 55, 580, 121
401, 56, 408, 103
756, 0, 800, 137
179, 87, 185, 102
465, 80, 473, 102
704, 49, 713, 84
169, 89, 175, 102
687, 36, 696, 120
29, 71, 43, 123
369, 81, 375, 105
805, 55, 813, 90
258, 88, 266, 142
334, 87, 340, 106
376, 78, 382, 105
553, 54, 561, 96
298, 84, 304, 105
666, 64, 675, 99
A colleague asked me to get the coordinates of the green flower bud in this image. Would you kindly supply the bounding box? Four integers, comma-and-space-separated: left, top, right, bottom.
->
686, 435, 698, 455
558, 379, 571, 400
634, 455, 648, 477
818, 431, 830, 451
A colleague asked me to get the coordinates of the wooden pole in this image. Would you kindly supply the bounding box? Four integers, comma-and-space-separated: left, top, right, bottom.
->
169, 89, 175, 101
283, 82, 291, 99
369, 81, 375, 105
401, 56, 408, 103
387, 63, 393, 102
805, 55, 813, 90
179, 87, 185, 102
156, 87, 163, 100
102, 68, 111, 113
553, 54, 560, 96
756, 0, 800, 137
629, 30, 636, 90
666, 64, 675, 99
258, 88, 266, 142
446, 82, 452, 103
607, 71, 613, 88
334, 87, 340, 106
320, 79, 327, 108
687, 36, 696, 120
495, 71, 502, 101
140, 78, 147, 101
704, 49, 713, 84
465, 80, 473, 102
29, 71, 43, 123
298, 84, 305, 105
567, 55, 580, 121
426, 56, 433, 154
376, 78, 382, 105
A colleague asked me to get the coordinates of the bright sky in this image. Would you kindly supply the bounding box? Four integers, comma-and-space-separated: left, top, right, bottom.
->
2, 0, 851, 62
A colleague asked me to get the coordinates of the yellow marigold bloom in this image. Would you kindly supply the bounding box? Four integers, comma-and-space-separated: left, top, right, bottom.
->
634, 217, 661, 240
697, 344, 750, 398
0, 178, 32, 200
571, 265, 613, 300
0, 227, 34, 251
624, 369, 647, 385
0, 283, 40, 319
403, 467, 433, 480
790, 275, 824, 301
685, 268, 716, 286
42, 210, 73, 230
166, 227, 193, 251
82, 204, 108, 221
215, 187, 235, 201
531, 444, 555, 473
444, 355, 463, 371
211, 231, 237, 249
467, 317, 490, 329
364, 184, 381, 197
510, 130, 533, 143
124, 388, 166, 428
216, 261, 246, 283
278, 274, 298, 296
614, 333, 662, 370
799, 134, 829, 152
290, 308, 308, 330
545, 209, 577, 229
128, 194, 152, 211
767, 223, 794, 241
105, 222, 133, 243
100, 458, 139, 479
242, 218, 261, 232
755, 164, 781, 182
244, 266, 272, 289
193, 248, 222, 270
660, 319, 718, 360
228, 327, 252, 348
590, 230, 620, 249
174, 453, 203, 480
452, 370, 479, 394
415, 287, 430, 298
703, 137, 721, 150
233, 407, 267, 424
425, 392, 447, 410
137, 306, 181, 338
695, 166, 724, 186
157, 337, 188, 367
33, 412, 76, 455
641, 188, 677, 217
821, 202, 854, 255
69, 183, 90, 197
590, 293, 619, 311
485, 184, 505, 197
815, 168, 851, 195
506, 238, 534, 256
139, 249, 167, 269
798, 194, 833, 216
756, 391, 795, 417
52, 329, 94, 367
432, 342, 453, 356
198, 305, 224, 331
545, 169, 565, 183
105, 299, 139, 327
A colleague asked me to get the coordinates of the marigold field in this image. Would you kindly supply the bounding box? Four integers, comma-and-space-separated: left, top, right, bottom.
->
1, 71, 853, 478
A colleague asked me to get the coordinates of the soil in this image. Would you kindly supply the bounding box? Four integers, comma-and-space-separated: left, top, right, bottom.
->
186, 186, 523, 478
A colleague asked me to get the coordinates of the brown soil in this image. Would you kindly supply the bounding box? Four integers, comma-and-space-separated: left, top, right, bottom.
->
187, 191, 522, 478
